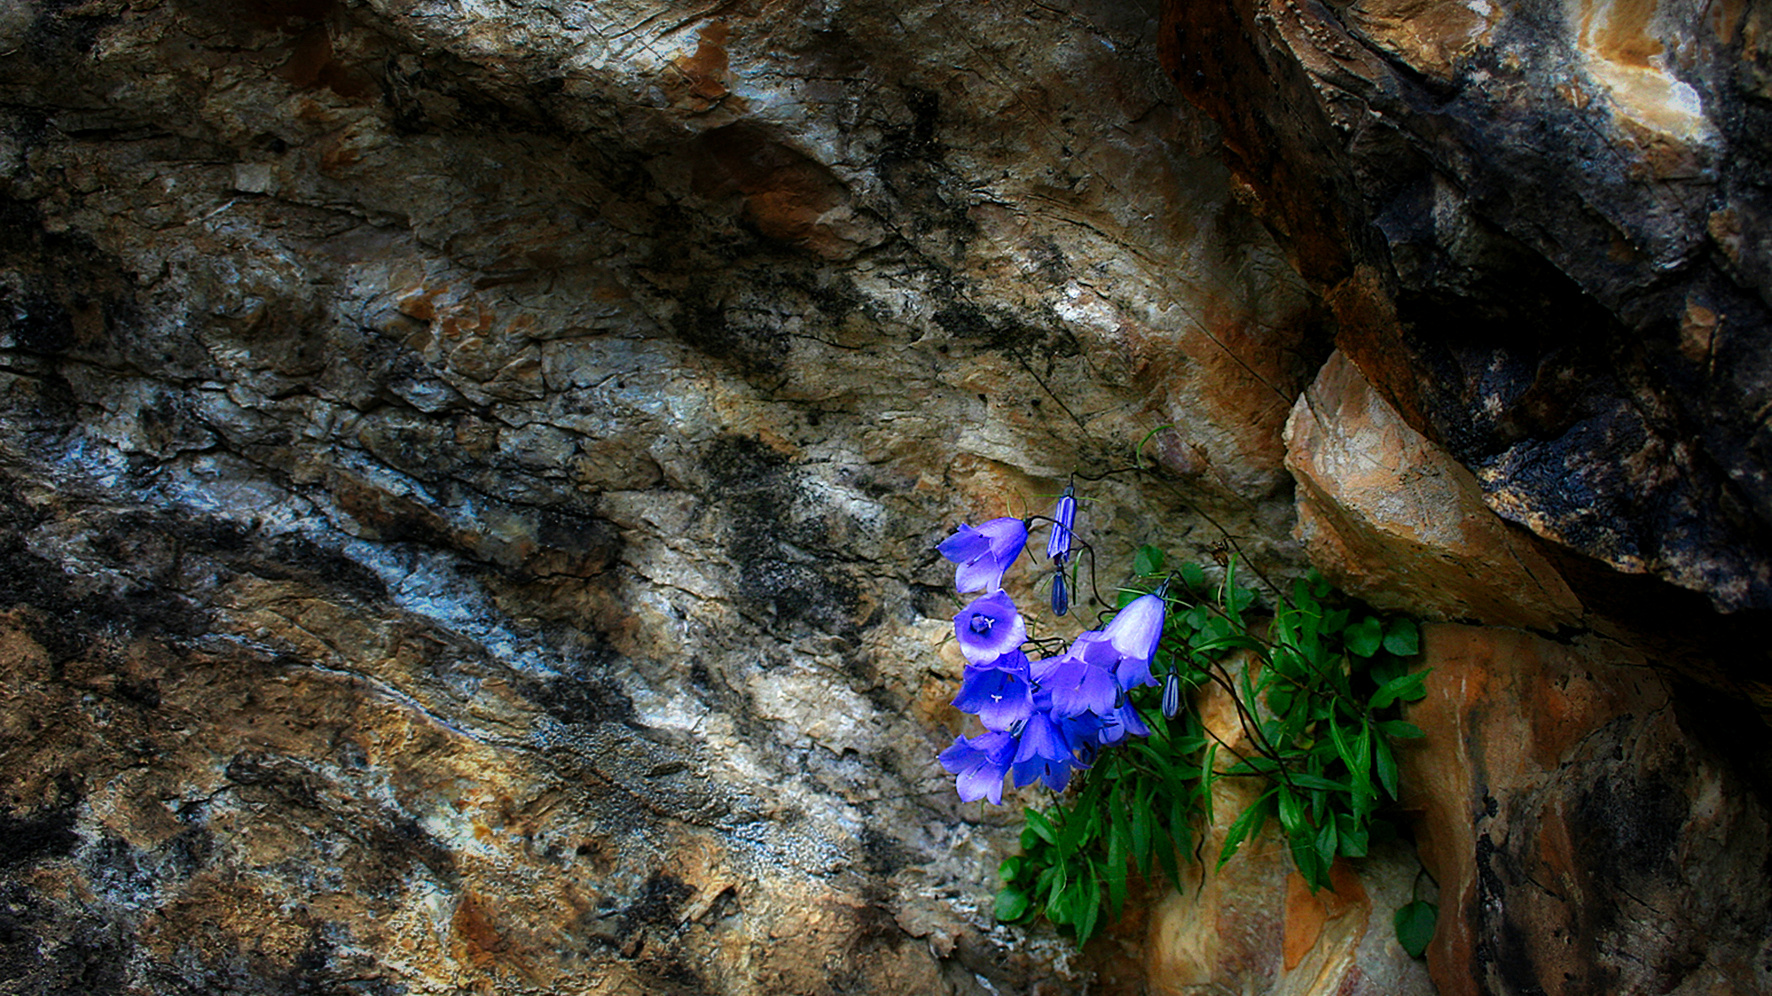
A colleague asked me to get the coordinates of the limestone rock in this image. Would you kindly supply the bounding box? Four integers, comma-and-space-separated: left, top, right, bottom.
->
0, 0, 1329, 992
1132, 678, 1436, 996
1285, 350, 1584, 632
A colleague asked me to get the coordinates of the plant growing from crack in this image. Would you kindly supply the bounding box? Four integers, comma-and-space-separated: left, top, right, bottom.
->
936, 481, 1434, 950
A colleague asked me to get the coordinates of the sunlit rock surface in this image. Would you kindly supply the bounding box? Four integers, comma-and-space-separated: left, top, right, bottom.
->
0, 0, 1321, 993
5, 0, 1772, 993
1400, 625, 1772, 996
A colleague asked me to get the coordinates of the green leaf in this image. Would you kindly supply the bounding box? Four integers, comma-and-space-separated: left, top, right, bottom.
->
1180, 561, 1207, 592
1346, 616, 1383, 657
1378, 719, 1425, 739
1217, 793, 1270, 870
1134, 544, 1166, 577
995, 888, 1032, 922
1287, 771, 1350, 794
1131, 794, 1154, 876
1336, 814, 1370, 858
1277, 787, 1305, 837
1025, 808, 1058, 845
1077, 866, 1103, 946
1383, 618, 1420, 657
1289, 831, 1326, 891
1394, 900, 1437, 959
1370, 669, 1429, 710
1314, 820, 1338, 868
1375, 736, 1399, 799
999, 856, 1024, 884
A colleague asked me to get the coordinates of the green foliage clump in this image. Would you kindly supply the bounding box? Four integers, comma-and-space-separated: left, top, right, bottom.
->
993, 554, 1431, 948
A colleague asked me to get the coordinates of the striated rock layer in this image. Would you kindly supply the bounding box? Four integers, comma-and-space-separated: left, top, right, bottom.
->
0, 0, 1323, 993
3, 0, 1771, 993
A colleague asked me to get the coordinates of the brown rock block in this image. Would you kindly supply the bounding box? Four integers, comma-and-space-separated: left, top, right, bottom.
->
1285, 350, 1583, 631
1400, 623, 1772, 996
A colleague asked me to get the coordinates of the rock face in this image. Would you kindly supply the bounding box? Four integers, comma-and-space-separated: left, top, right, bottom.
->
0, 0, 1323, 993
1400, 625, 1772, 996
4, 0, 1772, 994
1160, 0, 1772, 613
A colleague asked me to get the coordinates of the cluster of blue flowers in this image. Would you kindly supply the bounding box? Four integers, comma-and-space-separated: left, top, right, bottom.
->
935, 494, 1168, 804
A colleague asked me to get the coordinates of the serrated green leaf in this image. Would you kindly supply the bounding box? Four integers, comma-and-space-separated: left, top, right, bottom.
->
1383, 618, 1420, 657
1346, 616, 1383, 657
1394, 900, 1437, 958
995, 888, 1032, 922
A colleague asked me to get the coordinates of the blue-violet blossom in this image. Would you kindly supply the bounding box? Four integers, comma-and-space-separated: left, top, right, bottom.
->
1104, 590, 1167, 666
953, 589, 1027, 665
939, 731, 1017, 805
938, 517, 1029, 593
951, 649, 1034, 731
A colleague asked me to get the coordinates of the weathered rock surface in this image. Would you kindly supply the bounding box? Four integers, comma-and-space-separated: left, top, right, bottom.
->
1136, 678, 1436, 996
0, 0, 1331, 993
1400, 624, 1772, 996
1285, 350, 1583, 633
6, 0, 1772, 993
1160, 0, 1772, 613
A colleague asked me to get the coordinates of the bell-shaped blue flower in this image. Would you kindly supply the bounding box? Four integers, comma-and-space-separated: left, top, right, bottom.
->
1010, 710, 1082, 791
1046, 486, 1076, 562
1097, 699, 1151, 745
939, 730, 1017, 805
1031, 632, 1120, 718
1104, 591, 1166, 664
938, 517, 1029, 593
953, 590, 1026, 665
952, 650, 1034, 731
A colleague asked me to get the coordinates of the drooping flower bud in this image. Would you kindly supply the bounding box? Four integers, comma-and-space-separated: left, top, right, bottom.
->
1162, 671, 1183, 720
1046, 485, 1076, 563
1050, 569, 1069, 616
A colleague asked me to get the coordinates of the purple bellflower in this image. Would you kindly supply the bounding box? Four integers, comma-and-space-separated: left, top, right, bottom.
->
954, 589, 1027, 665
1031, 631, 1120, 718
1011, 708, 1084, 792
952, 649, 1035, 731
938, 517, 1029, 593
1097, 698, 1151, 745
940, 730, 1017, 805
1104, 590, 1167, 666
